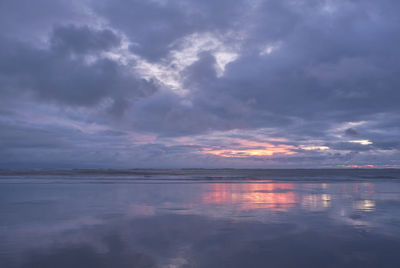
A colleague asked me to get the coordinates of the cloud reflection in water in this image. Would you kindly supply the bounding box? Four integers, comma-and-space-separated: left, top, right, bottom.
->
1, 179, 400, 267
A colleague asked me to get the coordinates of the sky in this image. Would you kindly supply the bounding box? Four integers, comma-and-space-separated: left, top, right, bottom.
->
1, 0, 400, 168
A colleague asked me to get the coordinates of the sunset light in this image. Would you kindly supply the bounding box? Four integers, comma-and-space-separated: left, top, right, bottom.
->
203, 183, 297, 211
200, 140, 296, 158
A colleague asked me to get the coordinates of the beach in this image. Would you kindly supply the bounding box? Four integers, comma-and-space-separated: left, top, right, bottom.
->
1, 169, 400, 267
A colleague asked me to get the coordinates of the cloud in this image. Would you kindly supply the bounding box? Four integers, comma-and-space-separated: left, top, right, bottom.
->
0, 0, 400, 167
95, 0, 248, 61
0, 25, 158, 108
50, 25, 121, 55
345, 128, 359, 137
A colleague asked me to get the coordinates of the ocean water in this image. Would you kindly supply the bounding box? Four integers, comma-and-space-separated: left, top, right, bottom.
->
1, 169, 400, 267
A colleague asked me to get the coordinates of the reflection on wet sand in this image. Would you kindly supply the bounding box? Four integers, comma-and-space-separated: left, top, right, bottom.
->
301, 193, 332, 210
203, 182, 297, 211
2, 176, 400, 268
201, 182, 381, 213
353, 200, 376, 212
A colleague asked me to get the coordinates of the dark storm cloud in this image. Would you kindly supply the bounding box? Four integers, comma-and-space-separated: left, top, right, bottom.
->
182, 0, 400, 126
51, 25, 121, 55
0, 25, 157, 107
345, 128, 359, 137
0, 0, 400, 167
0, 0, 86, 40
95, 0, 248, 61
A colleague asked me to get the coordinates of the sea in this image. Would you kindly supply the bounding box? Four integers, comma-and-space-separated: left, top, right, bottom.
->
1, 169, 400, 267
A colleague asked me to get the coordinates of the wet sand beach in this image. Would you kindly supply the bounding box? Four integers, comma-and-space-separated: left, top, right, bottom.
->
1, 169, 400, 267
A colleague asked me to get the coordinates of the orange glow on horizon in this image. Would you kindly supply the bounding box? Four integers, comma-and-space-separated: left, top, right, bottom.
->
200, 139, 296, 158
337, 164, 376, 168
